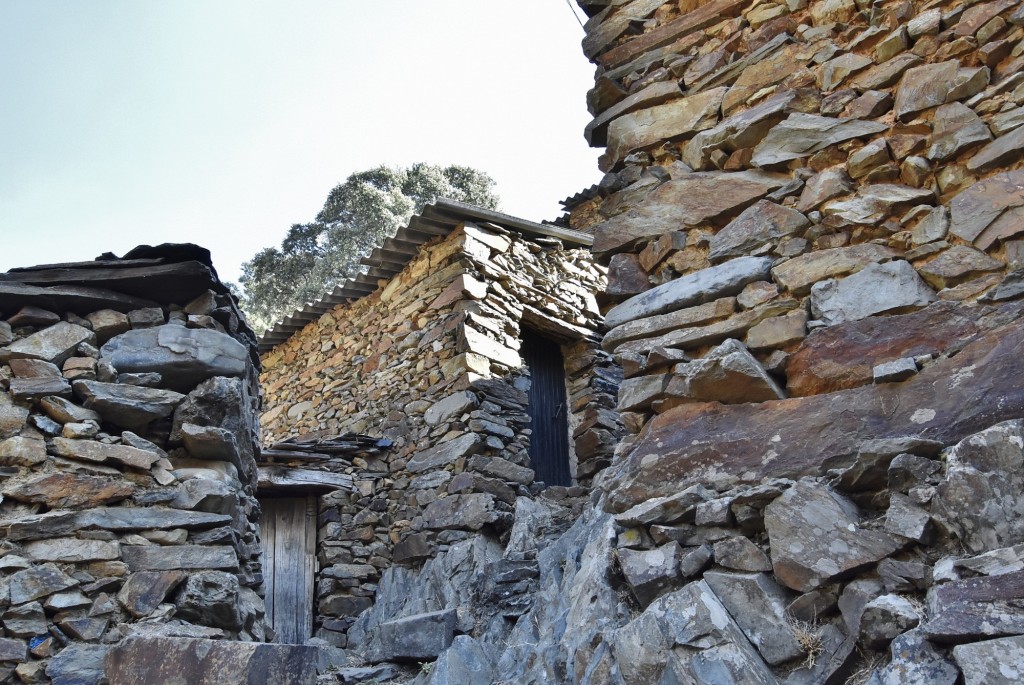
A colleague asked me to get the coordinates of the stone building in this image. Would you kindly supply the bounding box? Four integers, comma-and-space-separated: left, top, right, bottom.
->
256, 198, 622, 647
7, 0, 1024, 682
0, 245, 320, 683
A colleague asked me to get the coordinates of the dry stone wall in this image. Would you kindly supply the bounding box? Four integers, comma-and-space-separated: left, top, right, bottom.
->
576, 0, 1024, 444
487, 0, 1024, 683
329, 2, 1024, 684
0, 245, 267, 684
259, 221, 620, 645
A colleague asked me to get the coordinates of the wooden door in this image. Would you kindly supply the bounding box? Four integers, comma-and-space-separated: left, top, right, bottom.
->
260, 495, 317, 644
522, 330, 572, 486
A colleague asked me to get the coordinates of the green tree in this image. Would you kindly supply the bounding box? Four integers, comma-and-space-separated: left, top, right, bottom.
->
239, 163, 499, 333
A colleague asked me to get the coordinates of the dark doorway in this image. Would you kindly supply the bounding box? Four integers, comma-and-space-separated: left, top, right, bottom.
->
259, 495, 317, 643
522, 330, 571, 486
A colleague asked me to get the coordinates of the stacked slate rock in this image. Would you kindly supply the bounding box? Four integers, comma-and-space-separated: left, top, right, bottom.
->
0, 245, 268, 684
571, 0, 1024, 448
323, 1, 1024, 683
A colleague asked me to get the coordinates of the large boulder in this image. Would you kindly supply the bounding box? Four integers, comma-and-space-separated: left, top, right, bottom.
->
933, 420, 1024, 553
101, 325, 247, 392
171, 376, 258, 484
174, 571, 243, 631
764, 481, 901, 592
602, 316, 1024, 510
105, 637, 318, 685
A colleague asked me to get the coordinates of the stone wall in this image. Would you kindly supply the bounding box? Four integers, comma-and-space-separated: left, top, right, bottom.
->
577, 0, 1024, 444
259, 220, 620, 645
492, 0, 1024, 682
326, 2, 1024, 684
0, 245, 266, 684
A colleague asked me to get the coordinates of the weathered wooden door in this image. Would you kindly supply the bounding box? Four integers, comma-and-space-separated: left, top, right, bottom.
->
522, 330, 572, 486
260, 495, 317, 644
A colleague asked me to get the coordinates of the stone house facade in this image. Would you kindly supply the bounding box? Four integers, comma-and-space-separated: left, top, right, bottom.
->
256, 198, 622, 646
0, 245, 316, 683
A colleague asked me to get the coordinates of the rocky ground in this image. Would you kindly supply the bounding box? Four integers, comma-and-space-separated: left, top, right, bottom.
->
316, 416, 1024, 685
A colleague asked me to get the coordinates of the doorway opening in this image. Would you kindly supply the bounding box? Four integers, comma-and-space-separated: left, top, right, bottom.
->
259, 495, 317, 644
521, 329, 571, 487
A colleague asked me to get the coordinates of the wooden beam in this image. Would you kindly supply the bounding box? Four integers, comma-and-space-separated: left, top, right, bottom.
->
258, 466, 354, 492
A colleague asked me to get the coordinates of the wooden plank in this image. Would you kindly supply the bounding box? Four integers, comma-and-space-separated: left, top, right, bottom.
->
276, 497, 306, 643
259, 501, 277, 634
302, 495, 317, 642
597, 0, 747, 69
258, 466, 354, 492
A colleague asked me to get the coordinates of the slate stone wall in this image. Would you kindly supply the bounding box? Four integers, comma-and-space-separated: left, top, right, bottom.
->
259, 221, 621, 644
475, 1, 1024, 682
0, 246, 266, 683
577, 0, 1024, 446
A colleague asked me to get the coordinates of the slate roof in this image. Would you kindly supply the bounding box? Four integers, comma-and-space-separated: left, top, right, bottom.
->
258, 198, 593, 353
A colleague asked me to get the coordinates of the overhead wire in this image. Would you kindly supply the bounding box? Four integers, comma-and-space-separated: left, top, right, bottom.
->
564, 0, 585, 29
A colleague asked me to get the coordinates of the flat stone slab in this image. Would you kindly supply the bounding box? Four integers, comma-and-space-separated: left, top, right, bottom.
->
406, 433, 482, 474
606, 87, 725, 167
121, 544, 237, 572
2, 507, 232, 541
2, 322, 94, 366
368, 609, 456, 662
810, 260, 937, 326
601, 315, 1024, 511
765, 481, 901, 592
106, 637, 318, 685
751, 113, 888, 167
924, 570, 1024, 643
953, 635, 1024, 685
73, 380, 185, 431
0, 282, 158, 316
948, 170, 1024, 251
50, 437, 162, 470
787, 301, 986, 396
771, 243, 898, 296
708, 200, 809, 263
593, 171, 788, 256
605, 256, 772, 328
101, 325, 248, 392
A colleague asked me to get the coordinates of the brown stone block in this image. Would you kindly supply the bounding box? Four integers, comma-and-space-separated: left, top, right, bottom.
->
786, 301, 987, 397
603, 312, 1024, 511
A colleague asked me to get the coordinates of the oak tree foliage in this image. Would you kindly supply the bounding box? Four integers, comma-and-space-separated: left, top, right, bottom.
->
239, 163, 499, 333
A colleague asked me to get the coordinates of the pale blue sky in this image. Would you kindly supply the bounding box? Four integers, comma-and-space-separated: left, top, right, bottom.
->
0, 1, 599, 283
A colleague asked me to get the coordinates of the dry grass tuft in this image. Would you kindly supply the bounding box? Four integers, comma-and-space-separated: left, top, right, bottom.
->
845, 651, 887, 685
790, 619, 824, 670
